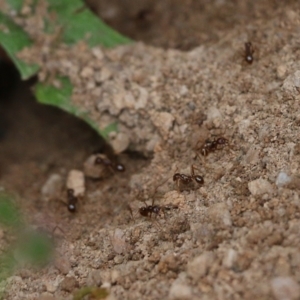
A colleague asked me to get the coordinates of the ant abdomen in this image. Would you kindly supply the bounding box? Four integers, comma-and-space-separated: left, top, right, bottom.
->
66, 188, 78, 213
194, 175, 204, 185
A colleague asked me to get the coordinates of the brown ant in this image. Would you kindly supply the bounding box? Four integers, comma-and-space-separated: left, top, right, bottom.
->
129, 177, 178, 220
139, 200, 178, 220
173, 165, 204, 192
197, 137, 228, 156
66, 188, 78, 213
244, 42, 254, 64
94, 156, 125, 172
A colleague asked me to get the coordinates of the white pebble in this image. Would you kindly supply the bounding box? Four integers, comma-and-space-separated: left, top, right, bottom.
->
83, 154, 110, 179
207, 106, 222, 120
282, 70, 300, 93
110, 132, 130, 153
80, 66, 94, 78
276, 172, 291, 187
206, 106, 222, 127
277, 65, 287, 79
91, 47, 104, 60
271, 277, 300, 300
41, 174, 63, 199
133, 85, 148, 109
187, 251, 215, 280
151, 111, 175, 136
180, 85, 189, 96
222, 249, 237, 269
248, 178, 274, 196
169, 282, 192, 300
110, 228, 127, 254
66, 170, 85, 197
207, 203, 232, 227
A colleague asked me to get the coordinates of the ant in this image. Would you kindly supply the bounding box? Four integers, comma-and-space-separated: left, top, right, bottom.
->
66, 188, 78, 213
173, 165, 204, 192
244, 42, 254, 64
138, 200, 178, 220
197, 137, 228, 156
129, 177, 178, 220
94, 156, 125, 172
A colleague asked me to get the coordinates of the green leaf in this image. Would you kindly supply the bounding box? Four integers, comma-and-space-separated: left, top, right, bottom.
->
0, 251, 15, 281
1, 0, 129, 141
35, 77, 118, 139
73, 287, 109, 300
16, 231, 54, 265
46, 0, 131, 47
0, 12, 39, 79
0, 193, 21, 228
6, 0, 23, 12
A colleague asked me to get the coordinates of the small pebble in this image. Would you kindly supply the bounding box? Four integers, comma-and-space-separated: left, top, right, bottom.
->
60, 276, 78, 292
207, 106, 222, 120
54, 256, 71, 275
271, 277, 300, 300
83, 154, 110, 179
111, 228, 127, 254
41, 174, 63, 199
169, 282, 192, 300
248, 178, 274, 196
282, 70, 300, 94
277, 65, 287, 79
206, 106, 222, 128
45, 282, 57, 293
110, 132, 130, 153
276, 172, 291, 187
80, 66, 94, 78
151, 111, 175, 136
187, 251, 215, 280
133, 85, 148, 109
66, 170, 85, 197
244, 147, 260, 165
86, 270, 102, 286
114, 255, 124, 264
91, 47, 104, 60
207, 203, 232, 227
38, 295, 56, 300
223, 249, 237, 269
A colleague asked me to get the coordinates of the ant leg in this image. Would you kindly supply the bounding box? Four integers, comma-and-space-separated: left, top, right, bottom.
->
161, 207, 167, 220
153, 176, 169, 194
126, 204, 137, 223
196, 152, 207, 167
195, 139, 203, 152
191, 164, 202, 174
51, 225, 65, 238
176, 179, 181, 194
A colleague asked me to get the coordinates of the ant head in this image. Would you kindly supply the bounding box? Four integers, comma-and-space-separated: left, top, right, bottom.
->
173, 173, 181, 181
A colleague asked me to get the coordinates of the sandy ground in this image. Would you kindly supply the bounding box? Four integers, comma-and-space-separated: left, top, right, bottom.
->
1, 0, 300, 299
